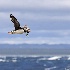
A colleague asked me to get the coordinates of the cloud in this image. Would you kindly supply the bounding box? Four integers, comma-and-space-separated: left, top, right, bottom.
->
0, 36, 70, 44
0, 0, 70, 9
0, 12, 70, 21
33, 30, 70, 35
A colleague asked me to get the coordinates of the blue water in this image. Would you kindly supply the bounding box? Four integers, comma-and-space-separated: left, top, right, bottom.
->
0, 55, 70, 70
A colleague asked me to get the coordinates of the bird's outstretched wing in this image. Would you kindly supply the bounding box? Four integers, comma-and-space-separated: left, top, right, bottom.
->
10, 14, 21, 30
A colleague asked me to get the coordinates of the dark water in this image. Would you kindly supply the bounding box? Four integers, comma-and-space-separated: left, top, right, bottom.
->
0, 55, 70, 70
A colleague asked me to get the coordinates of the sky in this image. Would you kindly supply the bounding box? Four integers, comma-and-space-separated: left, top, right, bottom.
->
0, 0, 70, 44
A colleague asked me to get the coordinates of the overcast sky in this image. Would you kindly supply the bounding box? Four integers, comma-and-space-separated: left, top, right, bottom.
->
0, 0, 70, 44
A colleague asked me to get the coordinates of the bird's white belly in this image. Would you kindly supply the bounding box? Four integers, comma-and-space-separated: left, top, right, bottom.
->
14, 29, 24, 34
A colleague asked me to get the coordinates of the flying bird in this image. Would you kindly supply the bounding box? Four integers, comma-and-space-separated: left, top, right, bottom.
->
8, 14, 30, 36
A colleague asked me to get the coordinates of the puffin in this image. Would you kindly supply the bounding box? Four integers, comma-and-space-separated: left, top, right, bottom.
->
8, 14, 30, 36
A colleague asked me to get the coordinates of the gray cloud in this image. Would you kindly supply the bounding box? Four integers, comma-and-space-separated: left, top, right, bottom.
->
0, 37, 70, 44
0, 0, 70, 9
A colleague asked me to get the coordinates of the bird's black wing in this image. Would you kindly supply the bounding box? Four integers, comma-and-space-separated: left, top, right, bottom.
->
10, 14, 21, 30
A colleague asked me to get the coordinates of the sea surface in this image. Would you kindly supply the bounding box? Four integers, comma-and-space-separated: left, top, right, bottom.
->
0, 55, 70, 70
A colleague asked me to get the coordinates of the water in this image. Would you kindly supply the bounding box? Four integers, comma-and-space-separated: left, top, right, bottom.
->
0, 55, 70, 70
